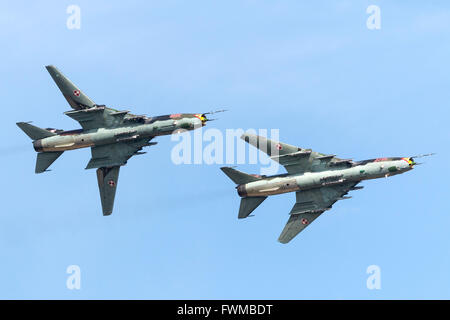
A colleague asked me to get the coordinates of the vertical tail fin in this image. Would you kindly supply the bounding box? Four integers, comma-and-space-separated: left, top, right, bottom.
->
16, 122, 56, 140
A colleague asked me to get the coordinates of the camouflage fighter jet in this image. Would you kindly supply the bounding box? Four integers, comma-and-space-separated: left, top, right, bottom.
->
17, 65, 220, 215
221, 133, 430, 244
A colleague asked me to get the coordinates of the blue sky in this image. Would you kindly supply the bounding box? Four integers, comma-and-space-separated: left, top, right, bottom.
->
0, 1, 449, 299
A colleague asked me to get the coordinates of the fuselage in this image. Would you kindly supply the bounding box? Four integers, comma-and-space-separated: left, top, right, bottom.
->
33, 113, 205, 152
237, 158, 414, 197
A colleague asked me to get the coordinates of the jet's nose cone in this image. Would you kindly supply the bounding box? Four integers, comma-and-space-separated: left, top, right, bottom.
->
401, 157, 415, 170
194, 113, 208, 126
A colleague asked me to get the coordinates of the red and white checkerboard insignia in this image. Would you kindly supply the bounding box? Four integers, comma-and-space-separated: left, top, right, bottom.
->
301, 218, 308, 225
73, 90, 80, 97
108, 180, 115, 187
275, 143, 283, 151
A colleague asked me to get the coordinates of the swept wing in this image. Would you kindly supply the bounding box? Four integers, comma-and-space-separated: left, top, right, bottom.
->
278, 182, 360, 243
86, 138, 156, 169
241, 133, 354, 174
46, 65, 145, 130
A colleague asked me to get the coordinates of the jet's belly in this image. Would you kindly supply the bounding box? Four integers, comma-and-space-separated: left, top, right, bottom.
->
296, 168, 366, 188
243, 169, 365, 197
35, 134, 94, 152
244, 177, 300, 197
147, 118, 202, 136
36, 126, 142, 152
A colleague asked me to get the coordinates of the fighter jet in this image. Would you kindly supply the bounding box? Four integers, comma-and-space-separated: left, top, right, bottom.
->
221, 133, 430, 244
17, 65, 220, 215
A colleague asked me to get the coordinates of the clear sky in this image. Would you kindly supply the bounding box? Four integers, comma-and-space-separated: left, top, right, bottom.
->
0, 1, 449, 299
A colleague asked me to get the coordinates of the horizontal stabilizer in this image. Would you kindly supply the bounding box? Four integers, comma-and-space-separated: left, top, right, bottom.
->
238, 196, 267, 219
220, 167, 262, 185
35, 151, 63, 173
16, 122, 56, 140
